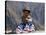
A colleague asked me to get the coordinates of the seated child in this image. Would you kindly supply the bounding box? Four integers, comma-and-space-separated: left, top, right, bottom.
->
16, 9, 35, 34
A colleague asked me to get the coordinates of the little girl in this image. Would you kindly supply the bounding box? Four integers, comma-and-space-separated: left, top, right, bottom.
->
16, 9, 35, 34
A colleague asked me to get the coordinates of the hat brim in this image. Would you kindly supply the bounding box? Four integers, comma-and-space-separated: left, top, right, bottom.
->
23, 10, 30, 13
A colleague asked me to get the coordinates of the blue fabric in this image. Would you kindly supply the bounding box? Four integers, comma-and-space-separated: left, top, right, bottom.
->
17, 22, 32, 30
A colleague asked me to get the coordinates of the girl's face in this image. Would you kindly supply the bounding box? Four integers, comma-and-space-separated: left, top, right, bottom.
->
23, 11, 29, 17
23, 11, 30, 23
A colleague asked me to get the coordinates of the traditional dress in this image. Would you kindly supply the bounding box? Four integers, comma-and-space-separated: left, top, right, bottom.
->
16, 15, 35, 34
